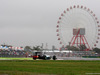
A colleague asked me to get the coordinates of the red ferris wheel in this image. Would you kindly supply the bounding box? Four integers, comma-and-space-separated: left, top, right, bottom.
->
56, 5, 100, 50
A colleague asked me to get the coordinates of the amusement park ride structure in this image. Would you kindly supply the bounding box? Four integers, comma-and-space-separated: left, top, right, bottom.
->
56, 5, 100, 50
70, 28, 90, 50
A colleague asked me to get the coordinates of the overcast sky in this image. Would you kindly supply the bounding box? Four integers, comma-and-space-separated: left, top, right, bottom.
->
0, 0, 100, 49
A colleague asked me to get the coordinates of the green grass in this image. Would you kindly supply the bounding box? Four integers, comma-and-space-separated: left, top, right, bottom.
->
0, 57, 32, 60
0, 60, 100, 75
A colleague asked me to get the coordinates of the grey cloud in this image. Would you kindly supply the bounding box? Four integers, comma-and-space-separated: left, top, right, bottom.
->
0, 0, 100, 48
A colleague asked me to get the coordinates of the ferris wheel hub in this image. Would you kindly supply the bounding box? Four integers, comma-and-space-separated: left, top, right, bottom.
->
56, 5, 100, 50
73, 28, 85, 35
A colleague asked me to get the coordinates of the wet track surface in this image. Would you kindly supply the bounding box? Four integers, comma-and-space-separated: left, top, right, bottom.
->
57, 57, 100, 60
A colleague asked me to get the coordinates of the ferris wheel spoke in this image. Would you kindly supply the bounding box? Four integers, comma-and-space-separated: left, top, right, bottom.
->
57, 5, 99, 49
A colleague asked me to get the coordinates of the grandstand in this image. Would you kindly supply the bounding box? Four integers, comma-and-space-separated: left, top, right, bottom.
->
0, 44, 27, 57
0, 44, 98, 58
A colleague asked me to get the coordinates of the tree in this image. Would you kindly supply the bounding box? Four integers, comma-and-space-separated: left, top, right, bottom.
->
65, 45, 79, 51
79, 44, 87, 51
93, 48, 100, 54
33, 46, 41, 51
24, 46, 32, 51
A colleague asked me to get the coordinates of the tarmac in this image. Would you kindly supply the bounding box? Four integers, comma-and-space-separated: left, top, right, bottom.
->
0, 57, 100, 60
57, 57, 100, 60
